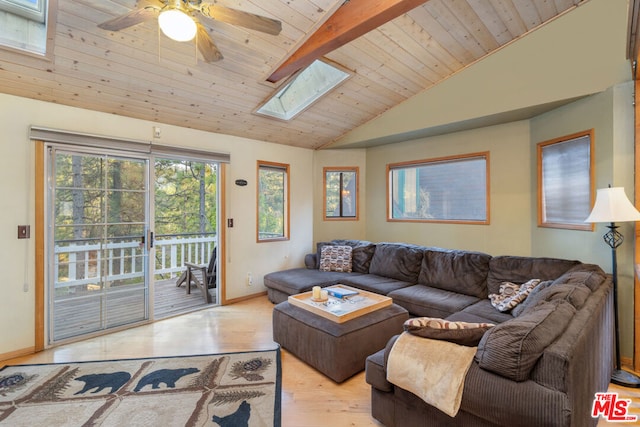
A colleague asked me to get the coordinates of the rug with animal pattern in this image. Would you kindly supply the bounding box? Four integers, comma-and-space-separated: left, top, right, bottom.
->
0, 348, 281, 426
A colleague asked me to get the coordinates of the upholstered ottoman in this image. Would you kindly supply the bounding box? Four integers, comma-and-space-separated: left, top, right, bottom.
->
272, 301, 408, 382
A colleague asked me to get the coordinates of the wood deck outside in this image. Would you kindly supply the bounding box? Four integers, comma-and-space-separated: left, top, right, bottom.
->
52, 277, 216, 341
154, 277, 217, 319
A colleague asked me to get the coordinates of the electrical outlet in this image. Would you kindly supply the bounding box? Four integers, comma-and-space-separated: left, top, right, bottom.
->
23, 282, 28, 292
246, 272, 253, 286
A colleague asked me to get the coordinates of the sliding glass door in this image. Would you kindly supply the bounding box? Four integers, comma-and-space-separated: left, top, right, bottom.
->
48, 148, 150, 342
46, 145, 221, 344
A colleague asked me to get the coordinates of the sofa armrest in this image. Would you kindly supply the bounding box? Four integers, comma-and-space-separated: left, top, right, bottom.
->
304, 253, 317, 269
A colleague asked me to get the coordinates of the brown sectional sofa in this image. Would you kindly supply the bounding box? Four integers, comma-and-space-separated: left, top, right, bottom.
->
263, 239, 614, 427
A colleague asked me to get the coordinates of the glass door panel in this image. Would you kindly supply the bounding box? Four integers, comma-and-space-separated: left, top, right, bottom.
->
49, 150, 149, 342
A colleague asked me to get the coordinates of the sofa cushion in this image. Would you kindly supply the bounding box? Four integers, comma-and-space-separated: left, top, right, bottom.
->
263, 268, 360, 295
418, 249, 491, 298
511, 280, 554, 316
403, 317, 494, 347
340, 274, 413, 295
369, 243, 423, 283
388, 285, 479, 318
475, 300, 576, 382
351, 244, 376, 273
459, 300, 515, 324
515, 283, 591, 317
552, 263, 607, 291
487, 256, 580, 295
488, 279, 540, 312
319, 245, 353, 272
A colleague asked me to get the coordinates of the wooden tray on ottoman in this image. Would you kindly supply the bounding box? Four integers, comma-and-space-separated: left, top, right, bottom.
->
288, 284, 392, 323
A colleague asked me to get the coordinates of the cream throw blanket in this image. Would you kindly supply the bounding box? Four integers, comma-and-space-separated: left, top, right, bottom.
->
386, 332, 477, 417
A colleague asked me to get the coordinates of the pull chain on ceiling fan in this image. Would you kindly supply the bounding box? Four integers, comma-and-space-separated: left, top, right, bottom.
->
98, 0, 282, 62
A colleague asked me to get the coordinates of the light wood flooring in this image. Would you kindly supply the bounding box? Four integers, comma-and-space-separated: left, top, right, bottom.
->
2, 295, 640, 426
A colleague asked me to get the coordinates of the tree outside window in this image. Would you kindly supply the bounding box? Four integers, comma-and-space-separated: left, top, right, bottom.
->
257, 161, 289, 241
324, 167, 358, 220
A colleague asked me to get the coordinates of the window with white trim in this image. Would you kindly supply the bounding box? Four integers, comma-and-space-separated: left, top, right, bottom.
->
388, 152, 489, 223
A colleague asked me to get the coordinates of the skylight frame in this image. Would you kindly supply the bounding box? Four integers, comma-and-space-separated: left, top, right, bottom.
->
255, 59, 352, 121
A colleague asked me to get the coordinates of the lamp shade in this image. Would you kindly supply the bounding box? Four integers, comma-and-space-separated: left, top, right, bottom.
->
584, 187, 640, 223
158, 8, 197, 42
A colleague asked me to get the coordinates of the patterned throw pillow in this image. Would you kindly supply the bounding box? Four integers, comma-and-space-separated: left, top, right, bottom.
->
319, 245, 353, 272
403, 317, 495, 347
489, 279, 541, 312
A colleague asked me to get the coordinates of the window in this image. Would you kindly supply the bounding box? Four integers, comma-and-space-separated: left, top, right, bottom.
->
537, 130, 594, 230
255, 59, 351, 121
388, 152, 489, 224
257, 161, 289, 241
324, 167, 358, 220
0, 0, 46, 22
0, 0, 50, 55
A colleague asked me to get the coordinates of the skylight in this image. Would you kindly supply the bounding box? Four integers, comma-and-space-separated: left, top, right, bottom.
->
256, 59, 351, 121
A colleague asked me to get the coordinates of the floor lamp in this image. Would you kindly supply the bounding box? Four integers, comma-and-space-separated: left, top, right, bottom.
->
585, 186, 640, 387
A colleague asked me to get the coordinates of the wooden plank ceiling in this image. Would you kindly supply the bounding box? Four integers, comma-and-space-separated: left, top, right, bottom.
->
0, 0, 585, 149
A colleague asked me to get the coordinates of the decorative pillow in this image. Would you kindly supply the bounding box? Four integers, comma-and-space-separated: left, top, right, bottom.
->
315, 242, 335, 269
403, 317, 495, 347
475, 300, 576, 382
489, 279, 541, 312
319, 245, 353, 272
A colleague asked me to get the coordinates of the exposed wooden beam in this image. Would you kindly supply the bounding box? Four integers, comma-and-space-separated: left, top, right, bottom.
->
267, 0, 431, 83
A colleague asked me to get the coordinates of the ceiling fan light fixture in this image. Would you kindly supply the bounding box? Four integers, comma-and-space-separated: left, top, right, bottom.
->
158, 8, 197, 42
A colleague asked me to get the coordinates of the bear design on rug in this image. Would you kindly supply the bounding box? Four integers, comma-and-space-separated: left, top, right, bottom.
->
74, 372, 132, 395
212, 400, 251, 427
133, 367, 199, 392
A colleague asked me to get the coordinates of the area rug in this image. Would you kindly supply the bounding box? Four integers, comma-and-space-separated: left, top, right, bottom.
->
0, 348, 281, 427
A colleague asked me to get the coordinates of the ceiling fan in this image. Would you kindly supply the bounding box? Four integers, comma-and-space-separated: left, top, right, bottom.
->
98, 0, 282, 63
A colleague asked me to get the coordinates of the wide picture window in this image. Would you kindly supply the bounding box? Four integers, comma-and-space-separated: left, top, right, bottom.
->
388, 152, 489, 224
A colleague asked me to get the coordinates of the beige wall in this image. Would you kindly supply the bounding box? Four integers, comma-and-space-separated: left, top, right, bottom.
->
363, 120, 533, 255
0, 93, 314, 357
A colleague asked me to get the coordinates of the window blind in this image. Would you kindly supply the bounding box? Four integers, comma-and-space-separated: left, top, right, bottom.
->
29, 126, 230, 163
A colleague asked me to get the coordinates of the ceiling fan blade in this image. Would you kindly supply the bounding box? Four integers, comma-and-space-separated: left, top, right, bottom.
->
98, 6, 161, 31
199, 3, 282, 36
196, 22, 223, 62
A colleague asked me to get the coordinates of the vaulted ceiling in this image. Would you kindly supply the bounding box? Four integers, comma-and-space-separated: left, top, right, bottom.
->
0, 0, 634, 150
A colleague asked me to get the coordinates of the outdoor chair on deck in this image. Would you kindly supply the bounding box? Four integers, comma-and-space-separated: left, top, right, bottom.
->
176, 247, 216, 304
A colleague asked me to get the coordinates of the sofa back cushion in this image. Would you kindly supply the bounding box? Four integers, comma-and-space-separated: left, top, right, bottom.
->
475, 299, 576, 382
487, 256, 580, 295
418, 249, 491, 298
513, 282, 591, 317
552, 263, 607, 291
369, 243, 424, 283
